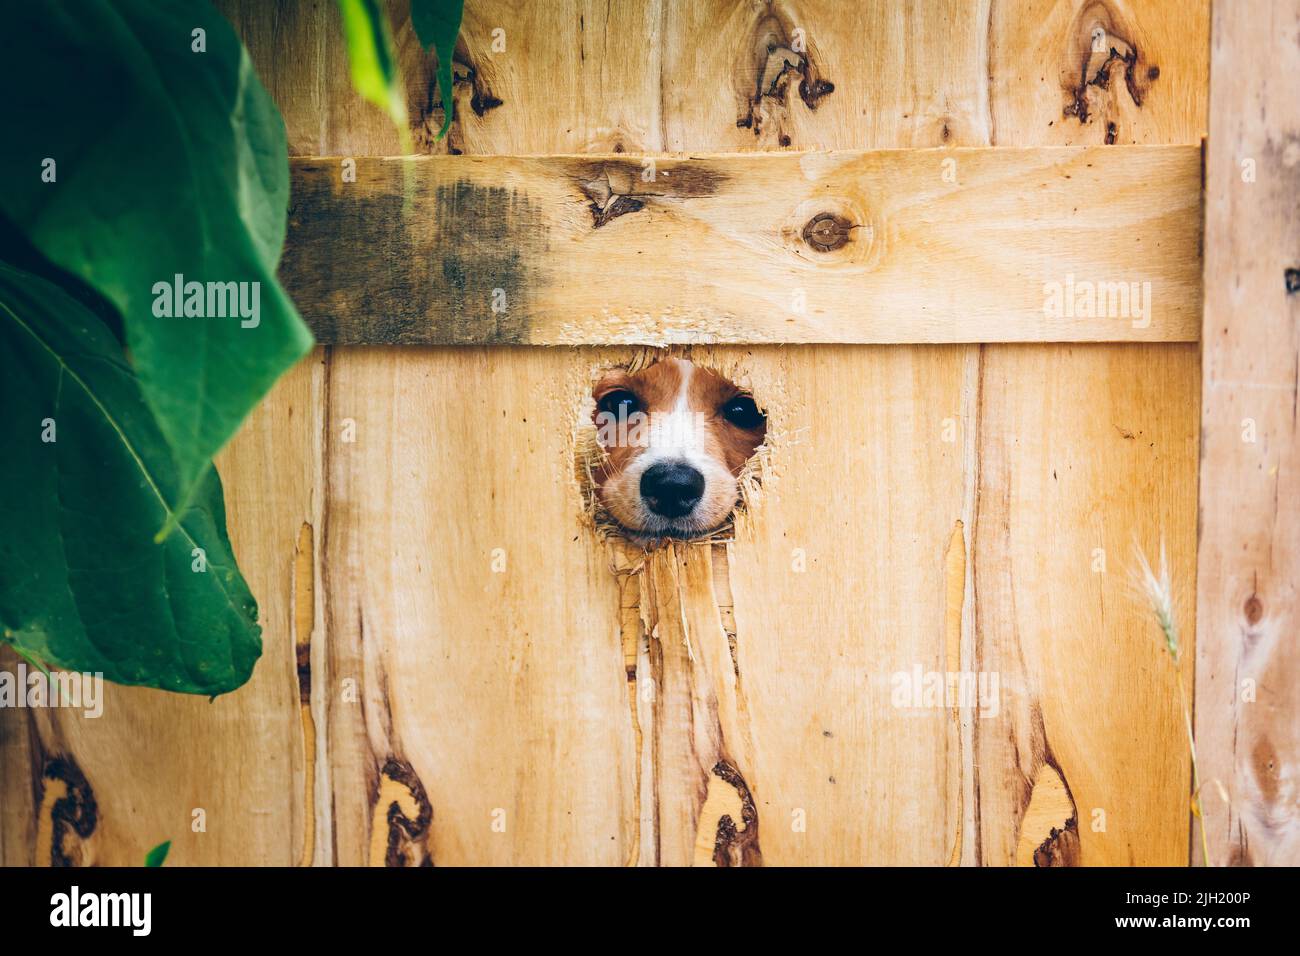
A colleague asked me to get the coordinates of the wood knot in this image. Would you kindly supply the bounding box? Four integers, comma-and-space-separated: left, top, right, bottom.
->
1244, 594, 1264, 625
370, 757, 434, 867
40, 756, 98, 867
799, 77, 835, 109
802, 212, 853, 252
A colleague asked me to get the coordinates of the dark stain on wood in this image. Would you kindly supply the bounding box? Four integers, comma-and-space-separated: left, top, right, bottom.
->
296, 637, 311, 704
737, 11, 834, 140
1033, 814, 1081, 866
44, 756, 97, 867
435, 181, 536, 341
1064, 5, 1150, 127
282, 165, 539, 344
1251, 737, 1280, 805
570, 158, 728, 200
452, 44, 505, 119
1244, 593, 1264, 626
799, 76, 835, 110
590, 194, 645, 227
468, 80, 504, 117
295, 521, 313, 704
571, 158, 728, 228
377, 757, 434, 867
1033, 751, 1082, 867
711, 760, 762, 866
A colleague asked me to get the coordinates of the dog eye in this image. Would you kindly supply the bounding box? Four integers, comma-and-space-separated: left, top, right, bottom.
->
597, 389, 640, 416
721, 395, 764, 429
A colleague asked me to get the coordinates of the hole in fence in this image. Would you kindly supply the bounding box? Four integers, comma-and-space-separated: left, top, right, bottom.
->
578, 356, 767, 545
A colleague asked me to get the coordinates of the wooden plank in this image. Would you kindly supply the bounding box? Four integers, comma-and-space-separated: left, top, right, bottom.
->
322, 347, 635, 865
1194, 0, 1300, 866
283, 146, 1202, 345
972, 0, 1207, 867
712, 344, 966, 864
294, 0, 1001, 868
972, 343, 1199, 865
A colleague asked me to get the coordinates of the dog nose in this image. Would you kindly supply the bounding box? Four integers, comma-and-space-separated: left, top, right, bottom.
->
640, 461, 705, 518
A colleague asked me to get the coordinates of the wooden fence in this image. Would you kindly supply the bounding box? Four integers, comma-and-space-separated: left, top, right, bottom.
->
1, 0, 1294, 867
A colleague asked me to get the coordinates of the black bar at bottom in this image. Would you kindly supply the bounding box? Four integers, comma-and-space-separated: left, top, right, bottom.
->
4, 865, 1278, 942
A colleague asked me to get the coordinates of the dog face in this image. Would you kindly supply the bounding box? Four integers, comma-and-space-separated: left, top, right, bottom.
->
591, 358, 766, 540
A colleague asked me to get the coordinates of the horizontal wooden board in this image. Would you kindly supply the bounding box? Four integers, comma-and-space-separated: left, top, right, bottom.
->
282, 146, 1202, 346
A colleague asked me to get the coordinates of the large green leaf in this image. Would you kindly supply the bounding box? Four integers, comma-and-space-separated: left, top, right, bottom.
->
411, 0, 465, 140
0, 0, 313, 523
0, 264, 260, 695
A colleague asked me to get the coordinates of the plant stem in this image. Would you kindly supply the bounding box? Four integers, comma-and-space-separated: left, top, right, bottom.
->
9, 640, 51, 676
1175, 664, 1212, 867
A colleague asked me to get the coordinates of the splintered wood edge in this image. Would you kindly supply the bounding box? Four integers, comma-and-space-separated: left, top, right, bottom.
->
282, 145, 1203, 346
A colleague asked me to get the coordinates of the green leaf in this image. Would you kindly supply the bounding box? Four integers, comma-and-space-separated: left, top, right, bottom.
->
0, 264, 261, 696
337, 0, 411, 149
411, 0, 465, 140
0, 0, 313, 525
145, 841, 171, 867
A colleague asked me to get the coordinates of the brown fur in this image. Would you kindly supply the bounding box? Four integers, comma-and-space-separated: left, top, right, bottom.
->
591, 359, 765, 539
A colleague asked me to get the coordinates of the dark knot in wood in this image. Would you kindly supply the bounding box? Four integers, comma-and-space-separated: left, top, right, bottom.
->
802, 213, 853, 252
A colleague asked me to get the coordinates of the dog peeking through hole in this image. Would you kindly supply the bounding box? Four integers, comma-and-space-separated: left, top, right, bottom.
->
589, 358, 766, 543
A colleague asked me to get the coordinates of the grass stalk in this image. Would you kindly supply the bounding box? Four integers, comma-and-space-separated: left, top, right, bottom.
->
1131, 539, 1213, 867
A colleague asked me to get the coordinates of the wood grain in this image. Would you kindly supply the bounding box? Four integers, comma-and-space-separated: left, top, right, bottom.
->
300, 0, 1205, 868
973, 0, 1206, 867
714, 344, 966, 864
321, 346, 635, 865
1194, 0, 1300, 866
283, 147, 1202, 345
661, 0, 996, 151
973, 343, 1199, 866
0, 0, 1217, 867
989, 0, 1209, 148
